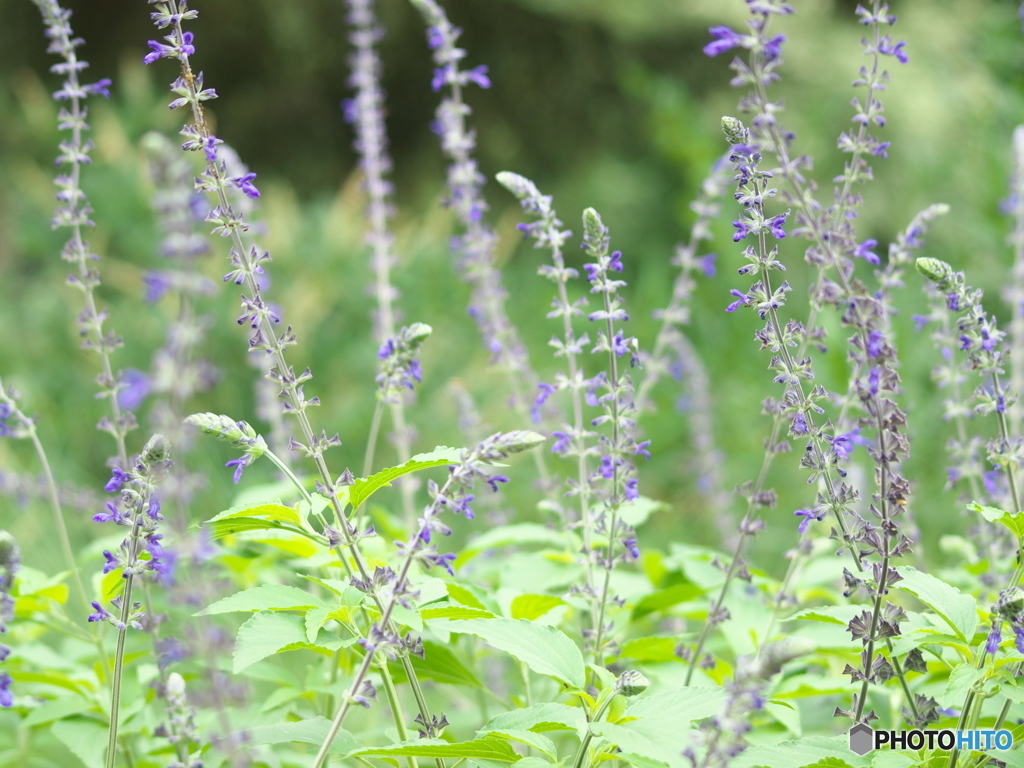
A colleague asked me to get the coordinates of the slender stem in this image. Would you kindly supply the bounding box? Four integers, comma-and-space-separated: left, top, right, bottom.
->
378, 660, 418, 768
570, 694, 615, 768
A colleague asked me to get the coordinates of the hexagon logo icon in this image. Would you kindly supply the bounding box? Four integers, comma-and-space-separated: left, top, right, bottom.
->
849, 723, 874, 756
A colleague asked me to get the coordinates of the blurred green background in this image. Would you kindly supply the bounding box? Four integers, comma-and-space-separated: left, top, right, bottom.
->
2, 0, 1024, 577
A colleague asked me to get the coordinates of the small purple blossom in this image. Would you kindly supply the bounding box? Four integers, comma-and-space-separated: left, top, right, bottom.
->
794, 508, 824, 534
878, 37, 908, 64
0, 673, 12, 708
704, 26, 745, 57
768, 213, 788, 239
986, 622, 1002, 655
230, 172, 260, 199
105, 467, 130, 493
725, 289, 749, 313
853, 238, 880, 265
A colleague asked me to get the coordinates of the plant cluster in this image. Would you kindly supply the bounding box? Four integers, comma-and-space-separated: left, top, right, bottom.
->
5, 1, 1024, 768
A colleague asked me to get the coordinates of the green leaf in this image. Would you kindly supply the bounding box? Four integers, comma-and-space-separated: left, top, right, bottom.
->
970, 502, 1024, 539
617, 496, 668, 528
615, 753, 670, 768
510, 594, 567, 621
939, 662, 984, 708
894, 566, 978, 641
730, 737, 871, 768
201, 584, 331, 615
589, 721, 681, 767
345, 736, 521, 762
626, 687, 725, 723
350, 447, 464, 510
483, 703, 587, 734
210, 501, 302, 525
247, 716, 362, 754
486, 729, 558, 759
631, 584, 704, 619
448, 582, 490, 610
461, 524, 569, 562
389, 641, 482, 688
306, 606, 332, 642
422, 605, 497, 621
233, 611, 310, 672
445, 618, 586, 689
787, 605, 874, 626
52, 719, 108, 768
618, 637, 679, 662
21, 696, 95, 728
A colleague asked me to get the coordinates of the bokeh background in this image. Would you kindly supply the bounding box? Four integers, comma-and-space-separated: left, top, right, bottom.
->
2, 0, 1024, 576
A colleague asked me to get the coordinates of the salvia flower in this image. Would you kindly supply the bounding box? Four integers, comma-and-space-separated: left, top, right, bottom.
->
184, 413, 268, 484
412, 0, 537, 414
0, 532, 20, 705
376, 322, 432, 404
93, 434, 173, 587
31, 0, 137, 463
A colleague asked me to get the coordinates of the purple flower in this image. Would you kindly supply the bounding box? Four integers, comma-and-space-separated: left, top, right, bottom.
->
725, 289, 749, 313
622, 537, 640, 560
117, 368, 151, 411
698, 253, 717, 278
532, 382, 557, 423
853, 238, 880, 265
872, 141, 890, 159
946, 293, 959, 311
93, 501, 126, 524
230, 172, 260, 199
634, 440, 651, 460
551, 431, 571, 455
486, 474, 509, 492
768, 213, 788, 239
225, 454, 254, 484
879, 37, 908, 64
986, 622, 1002, 655
105, 468, 130, 493
911, 314, 930, 332
426, 551, 457, 576
0, 672, 12, 708
763, 34, 785, 61
143, 271, 172, 303
625, 477, 639, 501
704, 26, 745, 57
794, 508, 823, 534
88, 600, 111, 623
790, 412, 807, 435
1015, 625, 1024, 654
84, 78, 112, 98
464, 65, 491, 89
831, 428, 869, 460
143, 31, 195, 65
598, 456, 616, 479
731, 219, 751, 242
102, 549, 119, 575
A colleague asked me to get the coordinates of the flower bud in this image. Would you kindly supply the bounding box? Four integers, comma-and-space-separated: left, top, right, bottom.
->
914, 257, 954, 288
616, 670, 649, 697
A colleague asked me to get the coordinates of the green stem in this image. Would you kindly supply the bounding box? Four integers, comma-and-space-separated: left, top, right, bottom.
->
571, 694, 615, 768
378, 660, 418, 768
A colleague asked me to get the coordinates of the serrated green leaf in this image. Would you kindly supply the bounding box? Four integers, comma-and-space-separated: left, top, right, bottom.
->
970, 502, 1024, 539
389, 640, 482, 687
626, 687, 725, 723
52, 719, 108, 768
894, 566, 978, 641
247, 716, 361, 754
345, 736, 521, 762
306, 606, 332, 642
233, 611, 310, 672
510, 594, 566, 621
731, 737, 871, 768
589, 721, 681, 767
200, 584, 331, 615
796, 760, 857, 768
351, 447, 464, 510
445, 618, 585, 689
939, 662, 984, 708
787, 605, 874, 626
487, 729, 558, 759
208, 516, 309, 540
483, 703, 587, 734
210, 502, 303, 526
